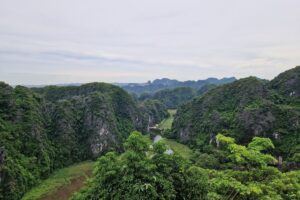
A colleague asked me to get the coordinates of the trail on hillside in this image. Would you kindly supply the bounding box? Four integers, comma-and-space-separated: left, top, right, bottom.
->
22, 162, 94, 200
40, 173, 91, 200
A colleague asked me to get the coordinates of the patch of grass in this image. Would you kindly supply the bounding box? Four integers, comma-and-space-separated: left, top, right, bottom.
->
142, 134, 193, 160
22, 161, 94, 200
159, 109, 176, 130
141, 134, 152, 143
163, 139, 194, 160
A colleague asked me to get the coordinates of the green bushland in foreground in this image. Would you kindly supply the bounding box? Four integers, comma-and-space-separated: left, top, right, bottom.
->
71, 131, 300, 200
22, 161, 94, 200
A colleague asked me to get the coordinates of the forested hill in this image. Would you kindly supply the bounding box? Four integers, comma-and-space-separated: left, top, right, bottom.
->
1, 67, 299, 200
117, 77, 236, 95
137, 85, 217, 109
172, 66, 300, 164
0, 82, 167, 200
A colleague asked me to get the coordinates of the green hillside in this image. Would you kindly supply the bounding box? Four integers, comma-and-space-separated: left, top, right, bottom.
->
0, 82, 167, 200
0, 67, 299, 200
172, 66, 300, 164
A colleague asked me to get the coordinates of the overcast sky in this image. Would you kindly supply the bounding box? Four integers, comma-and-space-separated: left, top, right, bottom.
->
0, 0, 299, 85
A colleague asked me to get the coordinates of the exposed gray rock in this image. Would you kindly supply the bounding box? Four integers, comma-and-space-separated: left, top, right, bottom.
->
238, 109, 275, 137
179, 126, 191, 142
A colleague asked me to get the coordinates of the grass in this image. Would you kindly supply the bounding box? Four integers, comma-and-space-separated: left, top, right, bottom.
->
157, 109, 194, 160
142, 134, 153, 143
142, 134, 194, 160
163, 138, 194, 160
158, 109, 177, 130
22, 161, 94, 200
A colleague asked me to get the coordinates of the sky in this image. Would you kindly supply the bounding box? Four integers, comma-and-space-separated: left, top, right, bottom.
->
0, 0, 299, 85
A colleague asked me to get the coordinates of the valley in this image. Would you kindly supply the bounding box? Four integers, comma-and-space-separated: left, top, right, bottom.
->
0, 66, 299, 200
1, 1, 300, 199
158, 109, 176, 130
23, 112, 193, 200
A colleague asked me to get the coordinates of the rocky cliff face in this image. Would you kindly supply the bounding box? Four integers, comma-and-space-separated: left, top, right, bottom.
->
173, 66, 300, 161
138, 100, 169, 130
40, 83, 146, 159
270, 66, 300, 97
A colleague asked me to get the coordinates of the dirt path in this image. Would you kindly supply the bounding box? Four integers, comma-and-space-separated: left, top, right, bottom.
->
40, 172, 91, 200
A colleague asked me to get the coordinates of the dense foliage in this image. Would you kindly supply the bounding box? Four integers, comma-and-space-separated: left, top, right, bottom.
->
138, 85, 217, 109
71, 131, 208, 200
1, 67, 299, 199
71, 131, 300, 200
0, 84, 53, 200
0, 82, 167, 200
139, 100, 169, 128
140, 87, 197, 109
206, 134, 300, 200
172, 66, 300, 165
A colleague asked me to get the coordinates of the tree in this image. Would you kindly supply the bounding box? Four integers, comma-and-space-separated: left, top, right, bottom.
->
182, 166, 209, 200
216, 134, 277, 168
71, 132, 178, 200
208, 134, 299, 200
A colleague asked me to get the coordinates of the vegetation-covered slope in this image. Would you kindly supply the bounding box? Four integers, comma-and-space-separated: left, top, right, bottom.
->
1, 67, 299, 200
38, 83, 146, 159
0, 82, 167, 200
0, 83, 53, 199
269, 66, 300, 97
138, 85, 217, 109
140, 87, 196, 109
71, 131, 300, 200
172, 66, 300, 164
139, 100, 169, 130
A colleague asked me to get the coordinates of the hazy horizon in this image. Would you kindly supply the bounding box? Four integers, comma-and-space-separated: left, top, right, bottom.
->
13, 76, 237, 87
1, 0, 300, 85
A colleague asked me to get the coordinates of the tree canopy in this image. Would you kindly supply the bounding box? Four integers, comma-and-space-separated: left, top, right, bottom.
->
71, 132, 300, 200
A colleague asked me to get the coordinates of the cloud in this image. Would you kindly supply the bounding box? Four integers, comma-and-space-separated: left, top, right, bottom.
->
0, 0, 299, 84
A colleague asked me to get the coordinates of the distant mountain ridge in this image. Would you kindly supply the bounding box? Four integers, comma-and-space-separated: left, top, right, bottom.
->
23, 77, 236, 95
116, 77, 236, 94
